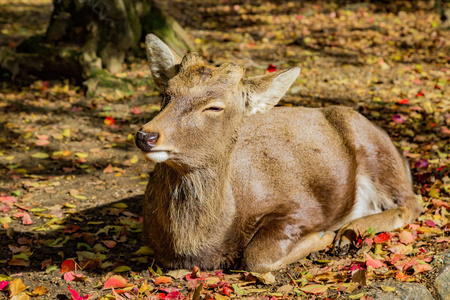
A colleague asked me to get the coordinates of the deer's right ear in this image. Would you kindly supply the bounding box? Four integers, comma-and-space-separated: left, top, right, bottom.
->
145, 34, 182, 92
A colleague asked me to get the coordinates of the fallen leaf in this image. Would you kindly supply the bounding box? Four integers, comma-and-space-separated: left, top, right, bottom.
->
104, 117, 116, 126
373, 233, 390, 244
112, 266, 131, 273
398, 231, 415, 244
155, 276, 172, 285
300, 284, 328, 294
0, 281, 8, 291
31, 153, 49, 159
68, 286, 90, 300
267, 64, 277, 72
366, 253, 386, 269
380, 285, 396, 292
9, 278, 27, 297
103, 275, 129, 289
61, 259, 76, 274
31, 285, 48, 296
21, 213, 32, 225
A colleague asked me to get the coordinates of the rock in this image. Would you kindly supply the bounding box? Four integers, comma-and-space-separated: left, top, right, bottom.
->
434, 250, 450, 300
369, 281, 434, 300
435, 266, 450, 300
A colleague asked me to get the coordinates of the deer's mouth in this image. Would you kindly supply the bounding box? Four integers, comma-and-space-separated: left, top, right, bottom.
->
143, 150, 171, 163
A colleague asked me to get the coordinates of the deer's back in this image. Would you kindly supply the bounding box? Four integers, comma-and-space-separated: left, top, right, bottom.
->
230, 106, 406, 235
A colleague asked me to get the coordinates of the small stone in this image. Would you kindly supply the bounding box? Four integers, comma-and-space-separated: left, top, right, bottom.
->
435, 266, 450, 300
370, 281, 433, 300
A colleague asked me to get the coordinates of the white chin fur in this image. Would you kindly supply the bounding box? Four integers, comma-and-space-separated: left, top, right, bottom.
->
145, 151, 170, 163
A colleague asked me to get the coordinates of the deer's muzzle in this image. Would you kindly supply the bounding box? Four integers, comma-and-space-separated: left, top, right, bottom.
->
135, 130, 159, 152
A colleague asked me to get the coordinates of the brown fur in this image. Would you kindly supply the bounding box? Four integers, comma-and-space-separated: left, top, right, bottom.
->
138, 34, 423, 272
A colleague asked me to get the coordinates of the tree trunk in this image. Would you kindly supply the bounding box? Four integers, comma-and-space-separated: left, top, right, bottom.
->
1, 0, 193, 84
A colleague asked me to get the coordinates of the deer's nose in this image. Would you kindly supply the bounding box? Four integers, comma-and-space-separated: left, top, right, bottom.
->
135, 130, 159, 152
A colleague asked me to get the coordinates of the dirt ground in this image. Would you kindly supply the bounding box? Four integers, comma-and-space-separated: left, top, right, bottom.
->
0, 0, 449, 299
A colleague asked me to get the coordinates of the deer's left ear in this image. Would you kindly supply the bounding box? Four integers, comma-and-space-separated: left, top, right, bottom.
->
243, 67, 300, 116
145, 34, 182, 92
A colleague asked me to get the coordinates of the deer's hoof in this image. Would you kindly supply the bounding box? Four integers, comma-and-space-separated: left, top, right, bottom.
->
333, 225, 358, 255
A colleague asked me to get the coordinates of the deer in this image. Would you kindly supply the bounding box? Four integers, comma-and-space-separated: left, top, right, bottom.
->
135, 34, 423, 273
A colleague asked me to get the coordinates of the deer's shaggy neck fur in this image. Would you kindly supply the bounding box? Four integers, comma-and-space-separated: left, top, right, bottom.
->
148, 154, 235, 256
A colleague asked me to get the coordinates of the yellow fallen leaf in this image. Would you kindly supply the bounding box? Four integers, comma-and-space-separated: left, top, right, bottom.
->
62, 129, 71, 137
381, 285, 396, 292
10, 278, 27, 297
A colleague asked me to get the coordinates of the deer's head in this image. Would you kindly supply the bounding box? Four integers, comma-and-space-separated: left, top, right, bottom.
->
136, 34, 300, 171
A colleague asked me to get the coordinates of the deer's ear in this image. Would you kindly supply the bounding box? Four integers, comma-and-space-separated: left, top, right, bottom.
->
243, 67, 300, 116
145, 34, 182, 92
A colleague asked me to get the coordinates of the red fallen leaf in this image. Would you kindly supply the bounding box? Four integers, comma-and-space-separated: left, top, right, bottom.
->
13, 212, 24, 218
103, 240, 117, 248
373, 232, 390, 244
0, 196, 17, 204
36, 139, 50, 146
407, 223, 420, 231
415, 158, 429, 169
8, 258, 30, 266
395, 272, 409, 281
103, 164, 114, 173
267, 64, 277, 72
392, 114, 404, 124
64, 224, 80, 233
104, 117, 115, 126
61, 260, 76, 274
413, 78, 421, 85
63, 167, 76, 173
157, 293, 166, 299
413, 262, 432, 274
155, 276, 172, 285
39, 81, 49, 91
73, 158, 86, 164
166, 291, 185, 300
222, 286, 232, 296
390, 254, 407, 265
398, 99, 409, 104
132, 107, 141, 115
64, 271, 76, 281
103, 275, 129, 289
351, 262, 366, 272
68, 285, 90, 300
64, 271, 85, 282
424, 220, 436, 228
365, 253, 386, 269
364, 238, 373, 246
416, 91, 424, 97
436, 165, 447, 171
22, 212, 32, 225
0, 205, 9, 212
41, 259, 52, 269
0, 281, 9, 291
398, 231, 415, 244
436, 237, 450, 243
36, 134, 48, 140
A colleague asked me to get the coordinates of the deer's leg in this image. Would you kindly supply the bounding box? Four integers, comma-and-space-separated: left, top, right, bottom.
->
242, 230, 335, 273
334, 205, 419, 249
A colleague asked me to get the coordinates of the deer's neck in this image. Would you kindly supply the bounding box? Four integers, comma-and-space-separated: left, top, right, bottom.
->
150, 160, 235, 256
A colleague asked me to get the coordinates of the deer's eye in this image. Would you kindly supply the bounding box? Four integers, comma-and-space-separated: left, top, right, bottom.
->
203, 107, 224, 112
